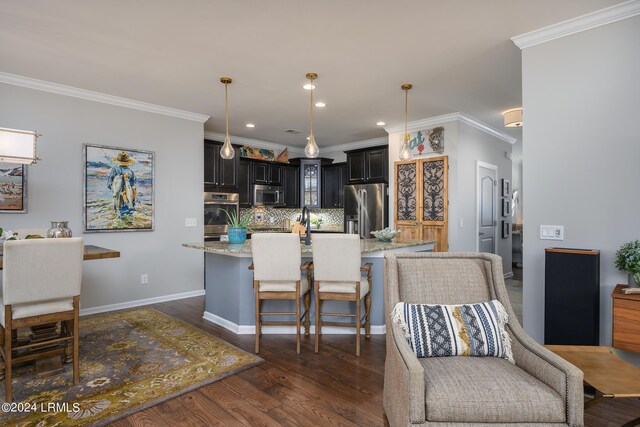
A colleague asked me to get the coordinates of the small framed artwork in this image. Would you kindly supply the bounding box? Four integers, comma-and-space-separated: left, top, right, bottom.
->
502, 220, 511, 239
501, 179, 510, 197
0, 162, 27, 213
83, 144, 155, 232
502, 199, 510, 217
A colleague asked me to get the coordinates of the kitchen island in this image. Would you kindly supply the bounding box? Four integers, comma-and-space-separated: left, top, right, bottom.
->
183, 238, 435, 334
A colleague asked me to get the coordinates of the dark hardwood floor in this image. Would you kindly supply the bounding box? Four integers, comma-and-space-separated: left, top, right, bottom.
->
109, 296, 640, 427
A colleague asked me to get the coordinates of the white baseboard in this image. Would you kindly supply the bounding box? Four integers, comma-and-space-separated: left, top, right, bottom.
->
504, 271, 514, 279
80, 289, 206, 316
203, 311, 386, 335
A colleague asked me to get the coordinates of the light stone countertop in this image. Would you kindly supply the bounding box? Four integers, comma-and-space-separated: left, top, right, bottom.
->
183, 238, 435, 257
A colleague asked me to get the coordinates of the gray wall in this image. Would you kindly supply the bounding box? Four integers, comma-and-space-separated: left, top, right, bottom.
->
521, 16, 640, 365
0, 84, 205, 310
457, 122, 513, 273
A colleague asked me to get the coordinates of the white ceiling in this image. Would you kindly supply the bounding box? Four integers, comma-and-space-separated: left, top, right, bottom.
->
0, 0, 622, 147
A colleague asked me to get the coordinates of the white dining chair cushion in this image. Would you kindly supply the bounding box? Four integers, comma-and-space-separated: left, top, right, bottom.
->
251, 233, 302, 282
2, 237, 84, 306
259, 276, 310, 294
312, 234, 361, 282
0, 297, 74, 326
318, 278, 370, 298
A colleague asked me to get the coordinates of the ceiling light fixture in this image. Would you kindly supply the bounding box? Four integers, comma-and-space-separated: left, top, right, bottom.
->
376, 121, 386, 126
303, 83, 316, 90
315, 102, 326, 108
503, 108, 523, 128
245, 123, 255, 128
304, 72, 320, 158
219, 76, 235, 160
399, 83, 413, 160
0, 127, 41, 164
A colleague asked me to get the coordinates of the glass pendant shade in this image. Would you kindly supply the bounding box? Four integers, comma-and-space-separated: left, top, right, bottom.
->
304, 134, 320, 158
399, 137, 412, 160
219, 76, 235, 160
220, 134, 235, 159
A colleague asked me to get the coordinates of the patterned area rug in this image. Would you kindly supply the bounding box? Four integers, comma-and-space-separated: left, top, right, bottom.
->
0, 307, 263, 426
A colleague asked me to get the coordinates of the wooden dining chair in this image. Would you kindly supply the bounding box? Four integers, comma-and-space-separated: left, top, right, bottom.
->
311, 234, 372, 356
249, 233, 312, 354
1, 238, 84, 402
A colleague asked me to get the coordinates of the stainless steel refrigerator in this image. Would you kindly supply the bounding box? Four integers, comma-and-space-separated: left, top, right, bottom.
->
344, 183, 388, 239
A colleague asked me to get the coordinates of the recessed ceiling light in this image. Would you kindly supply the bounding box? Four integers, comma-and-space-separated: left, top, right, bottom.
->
303, 84, 316, 90
315, 102, 326, 108
376, 121, 386, 126
245, 123, 255, 128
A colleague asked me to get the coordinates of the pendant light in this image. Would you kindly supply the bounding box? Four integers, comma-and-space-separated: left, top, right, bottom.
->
220, 76, 235, 160
399, 83, 413, 160
304, 72, 320, 158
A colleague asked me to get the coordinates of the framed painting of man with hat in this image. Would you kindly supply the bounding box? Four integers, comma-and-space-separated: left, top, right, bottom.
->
83, 144, 154, 232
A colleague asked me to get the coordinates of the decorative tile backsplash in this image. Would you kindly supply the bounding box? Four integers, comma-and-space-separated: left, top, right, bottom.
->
240, 207, 344, 228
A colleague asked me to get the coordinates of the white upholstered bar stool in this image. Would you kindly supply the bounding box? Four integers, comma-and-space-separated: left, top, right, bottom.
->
250, 233, 311, 354
1, 238, 84, 402
311, 234, 372, 356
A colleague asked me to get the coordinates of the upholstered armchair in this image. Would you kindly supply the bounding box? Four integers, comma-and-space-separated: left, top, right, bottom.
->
384, 252, 584, 426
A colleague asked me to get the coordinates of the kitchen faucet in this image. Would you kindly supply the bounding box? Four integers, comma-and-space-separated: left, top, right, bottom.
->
301, 206, 311, 246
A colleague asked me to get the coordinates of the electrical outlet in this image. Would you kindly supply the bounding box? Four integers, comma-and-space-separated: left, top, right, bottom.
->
141, 274, 149, 285
185, 218, 197, 227
540, 225, 564, 241
459, 218, 464, 228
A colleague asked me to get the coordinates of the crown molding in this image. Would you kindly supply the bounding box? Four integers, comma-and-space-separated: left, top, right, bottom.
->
0, 72, 210, 123
203, 131, 305, 155
203, 132, 389, 156
457, 113, 517, 144
384, 112, 516, 145
324, 137, 388, 153
511, 0, 640, 49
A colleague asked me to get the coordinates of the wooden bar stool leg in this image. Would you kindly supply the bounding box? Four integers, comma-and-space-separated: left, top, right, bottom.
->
72, 296, 80, 384
364, 292, 372, 339
4, 308, 13, 402
303, 291, 311, 336
254, 281, 261, 354
296, 281, 301, 355
355, 287, 361, 357
314, 282, 320, 353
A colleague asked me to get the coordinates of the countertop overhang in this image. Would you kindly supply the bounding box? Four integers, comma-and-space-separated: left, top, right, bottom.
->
183, 239, 436, 258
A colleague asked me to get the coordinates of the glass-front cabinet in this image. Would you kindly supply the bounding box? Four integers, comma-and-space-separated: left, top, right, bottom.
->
300, 159, 321, 208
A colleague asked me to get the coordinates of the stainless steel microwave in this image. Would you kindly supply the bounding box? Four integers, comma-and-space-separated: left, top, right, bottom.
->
253, 185, 283, 206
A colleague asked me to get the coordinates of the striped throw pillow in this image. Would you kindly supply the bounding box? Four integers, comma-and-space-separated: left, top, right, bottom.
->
391, 300, 513, 363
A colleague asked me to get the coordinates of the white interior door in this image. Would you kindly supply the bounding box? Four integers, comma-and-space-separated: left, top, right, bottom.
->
477, 162, 497, 253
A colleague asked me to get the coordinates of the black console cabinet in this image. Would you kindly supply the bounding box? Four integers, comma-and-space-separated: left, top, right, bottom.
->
544, 247, 600, 346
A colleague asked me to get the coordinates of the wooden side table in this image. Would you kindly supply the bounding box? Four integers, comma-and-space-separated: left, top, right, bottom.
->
612, 284, 640, 353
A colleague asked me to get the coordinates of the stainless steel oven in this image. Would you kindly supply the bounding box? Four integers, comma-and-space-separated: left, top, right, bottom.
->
204, 192, 239, 240
253, 184, 283, 206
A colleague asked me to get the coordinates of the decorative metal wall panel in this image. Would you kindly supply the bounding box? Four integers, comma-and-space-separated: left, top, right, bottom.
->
396, 163, 417, 221
423, 160, 445, 222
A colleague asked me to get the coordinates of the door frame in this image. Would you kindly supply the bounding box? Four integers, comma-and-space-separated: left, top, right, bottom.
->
475, 161, 498, 253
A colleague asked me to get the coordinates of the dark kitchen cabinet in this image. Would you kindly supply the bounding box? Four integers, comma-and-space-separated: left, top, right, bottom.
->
300, 159, 322, 209
322, 163, 347, 208
346, 146, 388, 184
204, 140, 239, 189
252, 162, 282, 185
281, 165, 300, 208
238, 160, 252, 207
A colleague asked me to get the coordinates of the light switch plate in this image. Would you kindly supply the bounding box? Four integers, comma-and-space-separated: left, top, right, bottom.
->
185, 218, 197, 227
540, 225, 564, 240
